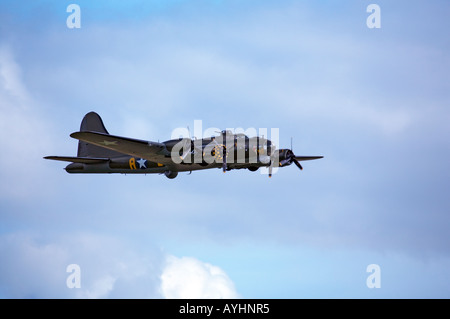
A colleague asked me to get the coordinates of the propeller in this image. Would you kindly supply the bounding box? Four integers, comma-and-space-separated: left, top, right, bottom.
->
288, 138, 302, 169
268, 148, 304, 178
222, 144, 227, 173
212, 131, 228, 173
180, 138, 200, 162
180, 126, 203, 162
293, 158, 303, 170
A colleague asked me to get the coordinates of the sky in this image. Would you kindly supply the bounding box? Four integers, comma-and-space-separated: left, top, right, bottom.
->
0, 0, 449, 298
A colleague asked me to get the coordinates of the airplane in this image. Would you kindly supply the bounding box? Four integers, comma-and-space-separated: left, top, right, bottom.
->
44, 112, 323, 179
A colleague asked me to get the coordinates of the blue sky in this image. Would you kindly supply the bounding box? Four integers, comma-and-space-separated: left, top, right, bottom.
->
1, 0, 449, 298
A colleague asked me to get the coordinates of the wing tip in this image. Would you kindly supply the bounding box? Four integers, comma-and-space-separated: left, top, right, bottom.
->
294, 156, 324, 161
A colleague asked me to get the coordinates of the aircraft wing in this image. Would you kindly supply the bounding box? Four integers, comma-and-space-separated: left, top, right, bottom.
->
294, 156, 324, 161
70, 131, 173, 166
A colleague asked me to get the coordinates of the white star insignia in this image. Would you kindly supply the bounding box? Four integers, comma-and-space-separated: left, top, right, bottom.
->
137, 158, 147, 169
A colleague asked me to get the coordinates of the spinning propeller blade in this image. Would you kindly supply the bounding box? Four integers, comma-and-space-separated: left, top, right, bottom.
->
292, 158, 303, 170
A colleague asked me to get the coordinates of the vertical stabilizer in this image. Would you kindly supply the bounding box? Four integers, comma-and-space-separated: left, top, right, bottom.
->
77, 112, 122, 158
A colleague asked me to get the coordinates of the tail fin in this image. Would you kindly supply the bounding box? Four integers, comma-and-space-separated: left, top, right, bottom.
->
77, 112, 123, 158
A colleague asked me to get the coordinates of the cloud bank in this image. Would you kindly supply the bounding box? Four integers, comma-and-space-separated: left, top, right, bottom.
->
0, 233, 238, 298
161, 255, 239, 299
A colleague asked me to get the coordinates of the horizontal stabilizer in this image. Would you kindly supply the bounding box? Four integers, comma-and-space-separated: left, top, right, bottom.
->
44, 156, 109, 164
294, 156, 324, 161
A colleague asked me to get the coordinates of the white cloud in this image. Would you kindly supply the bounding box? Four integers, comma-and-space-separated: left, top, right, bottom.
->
0, 46, 28, 100
0, 233, 68, 298
0, 232, 239, 299
77, 275, 116, 299
0, 232, 164, 298
160, 255, 239, 299
0, 46, 56, 200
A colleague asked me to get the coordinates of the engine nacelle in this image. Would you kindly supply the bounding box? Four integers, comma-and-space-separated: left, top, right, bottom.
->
164, 170, 178, 179
273, 149, 295, 167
